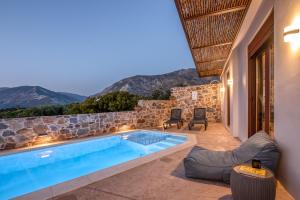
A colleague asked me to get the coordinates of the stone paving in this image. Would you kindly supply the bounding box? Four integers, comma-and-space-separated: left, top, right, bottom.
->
52, 123, 293, 200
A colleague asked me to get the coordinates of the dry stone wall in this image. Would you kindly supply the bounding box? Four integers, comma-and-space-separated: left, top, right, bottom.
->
171, 84, 221, 122
135, 100, 175, 128
0, 84, 221, 150
0, 100, 174, 150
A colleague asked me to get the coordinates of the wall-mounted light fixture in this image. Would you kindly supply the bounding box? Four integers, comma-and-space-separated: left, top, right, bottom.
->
284, 17, 300, 50
220, 86, 225, 93
227, 79, 233, 85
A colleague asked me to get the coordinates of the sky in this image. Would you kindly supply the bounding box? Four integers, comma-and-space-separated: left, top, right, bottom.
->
0, 0, 195, 96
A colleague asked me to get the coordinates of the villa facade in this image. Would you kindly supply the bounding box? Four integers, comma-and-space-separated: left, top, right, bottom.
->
1, 0, 299, 199
177, 0, 300, 199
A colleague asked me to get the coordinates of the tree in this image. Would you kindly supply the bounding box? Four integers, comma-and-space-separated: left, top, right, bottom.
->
96, 91, 139, 112
150, 89, 171, 100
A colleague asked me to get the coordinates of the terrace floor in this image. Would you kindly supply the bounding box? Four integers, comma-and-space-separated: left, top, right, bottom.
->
52, 123, 292, 200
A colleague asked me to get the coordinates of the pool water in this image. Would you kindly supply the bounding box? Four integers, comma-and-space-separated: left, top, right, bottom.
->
0, 130, 186, 199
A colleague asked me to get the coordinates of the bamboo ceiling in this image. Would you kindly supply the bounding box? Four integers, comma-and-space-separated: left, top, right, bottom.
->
175, 0, 251, 77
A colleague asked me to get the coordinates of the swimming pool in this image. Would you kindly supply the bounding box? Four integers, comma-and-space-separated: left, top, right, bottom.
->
0, 130, 187, 199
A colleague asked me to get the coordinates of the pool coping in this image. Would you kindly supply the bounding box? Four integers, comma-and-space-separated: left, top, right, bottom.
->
8, 130, 196, 200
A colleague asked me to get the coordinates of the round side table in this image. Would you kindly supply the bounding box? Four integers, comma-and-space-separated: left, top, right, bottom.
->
230, 165, 276, 200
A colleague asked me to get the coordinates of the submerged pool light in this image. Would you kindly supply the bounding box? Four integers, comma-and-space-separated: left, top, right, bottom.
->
39, 150, 53, 158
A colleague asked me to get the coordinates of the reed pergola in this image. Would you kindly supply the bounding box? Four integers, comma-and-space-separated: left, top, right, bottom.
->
175, 0, 252, 77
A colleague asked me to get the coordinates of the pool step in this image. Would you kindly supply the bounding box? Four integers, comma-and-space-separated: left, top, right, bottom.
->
147, 147, 163, 153
168, 135, 186, 141
164, 138, 183, 145
148, 142, 173, 153
156, 142, 173, 148
147, 136, 186, 153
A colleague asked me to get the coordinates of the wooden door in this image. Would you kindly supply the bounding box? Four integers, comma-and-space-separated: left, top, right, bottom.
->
248, 11, 274, 137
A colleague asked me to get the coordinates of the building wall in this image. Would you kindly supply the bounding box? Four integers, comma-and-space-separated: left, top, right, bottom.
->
222, 0, 300, 198
222, 0, 274, 141
0, 84, 221, 150
274, 0, 300, 198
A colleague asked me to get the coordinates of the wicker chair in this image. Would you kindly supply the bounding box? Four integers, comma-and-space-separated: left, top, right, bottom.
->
188, 108, 208, 130
163, 109, 183, 129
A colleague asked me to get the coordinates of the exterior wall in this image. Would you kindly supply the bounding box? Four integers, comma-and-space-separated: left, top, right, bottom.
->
221, 57, 236, 136
274, 0, 300, 198
0, 84, 221, 151
221, 0, 274, 141
171, 84, 221, 122
222, 0, 300, 198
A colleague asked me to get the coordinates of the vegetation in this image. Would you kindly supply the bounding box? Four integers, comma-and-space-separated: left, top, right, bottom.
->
0, 90, 171, 119
0, 105, 66, 119
66, 91, 140, 114
148, 89, 171, 100
0, 91, 140, 118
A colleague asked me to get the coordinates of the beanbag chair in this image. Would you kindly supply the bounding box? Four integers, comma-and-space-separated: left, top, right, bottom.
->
184, 131, 280, 183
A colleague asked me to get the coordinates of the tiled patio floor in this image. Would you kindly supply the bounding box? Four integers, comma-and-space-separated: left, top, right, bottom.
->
52, 123, 293, 200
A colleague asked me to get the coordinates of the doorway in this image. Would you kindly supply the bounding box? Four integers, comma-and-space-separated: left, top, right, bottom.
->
248, 11, 274, 137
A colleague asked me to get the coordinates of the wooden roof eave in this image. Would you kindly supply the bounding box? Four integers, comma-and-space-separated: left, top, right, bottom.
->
175, 0, 252, 77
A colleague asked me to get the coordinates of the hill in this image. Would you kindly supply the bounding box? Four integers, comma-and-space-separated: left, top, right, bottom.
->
0, 86, 86, 109
96, 68, 219, 97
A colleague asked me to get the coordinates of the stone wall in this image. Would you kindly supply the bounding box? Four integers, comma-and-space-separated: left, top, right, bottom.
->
171, 83, 221, 122
135, 100, 176, 128
0, 100, 174, 150
0, 84, 221, 150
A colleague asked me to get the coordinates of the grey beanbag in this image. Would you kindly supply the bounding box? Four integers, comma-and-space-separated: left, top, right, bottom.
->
184, 131, 280, 183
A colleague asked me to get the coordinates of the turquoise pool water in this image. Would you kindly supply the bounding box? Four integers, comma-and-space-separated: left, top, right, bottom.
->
0, 130, 186, 199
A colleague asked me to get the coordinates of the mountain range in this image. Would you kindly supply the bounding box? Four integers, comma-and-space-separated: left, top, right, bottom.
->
0, 86, 86, 109
96, 68, 219, 97
0, 68, 219, 109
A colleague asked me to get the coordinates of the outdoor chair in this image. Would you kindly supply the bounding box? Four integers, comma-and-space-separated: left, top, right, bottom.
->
163, 108, 183, 129
184, 131, 280, 183
188, 108, 208, 131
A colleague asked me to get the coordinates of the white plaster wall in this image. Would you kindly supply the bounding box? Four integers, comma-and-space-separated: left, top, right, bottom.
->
222, 0, 300, 198
222, 48, 239, 137
231, 48, 242, 138
274, 0, 300, 198
223, 0, 274, 141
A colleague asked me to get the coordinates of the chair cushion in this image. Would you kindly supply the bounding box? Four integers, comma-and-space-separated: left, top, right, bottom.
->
170, 109, 182, 121
191, 120, 206, 124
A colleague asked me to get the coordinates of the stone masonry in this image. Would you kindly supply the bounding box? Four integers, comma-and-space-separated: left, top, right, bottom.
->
0, 101, 174, 150
0, 84, 220, 150
171, 84, 221, 122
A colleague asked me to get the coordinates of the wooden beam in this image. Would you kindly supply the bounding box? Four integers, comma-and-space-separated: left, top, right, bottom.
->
174, 0, 199, 72
175, 0, 252, 78
197, 59, 226, 65
198, 68, 223, 73
220, 3, 253, 78
185, 6, 247, 21
192, 42, 232, 50
198, 68, 223, 77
